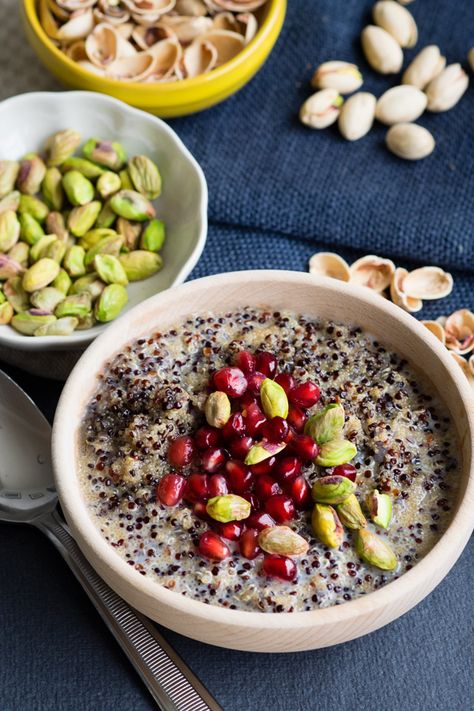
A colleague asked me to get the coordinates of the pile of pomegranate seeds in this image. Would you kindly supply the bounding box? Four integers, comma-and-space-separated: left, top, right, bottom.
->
157, 349, 325, 582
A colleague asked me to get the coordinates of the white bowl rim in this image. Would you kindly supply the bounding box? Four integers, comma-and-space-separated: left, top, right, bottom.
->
52, 270, 474, 633
0, 91, 208, 351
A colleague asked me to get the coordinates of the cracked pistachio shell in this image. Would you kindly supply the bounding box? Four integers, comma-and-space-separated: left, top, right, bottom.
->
34, 316, 79, 336
62, 170, 95, 206
311, 61, 363, 94
336, 494, 367, 529
312, 474, 356, 504
128, 155, 162, 200
205, 390, 231, 428
19, 194, 49, 222
403, 266, 453, 300
96, 171, 122, 199
402, 45, 446, 90
83, 138, 126, 171
0, 161, 20, 199
46, 211, 69, 242
315, 440, 357, 468
260, 378, 289, 419
305, 403, 345, 445
11, 311, 56, 336
140, 219, 165, 252
8, 241, 29, 268
16, 155, 46, 195
206, 494, 251, 523
69, 272, 105, 300
23, 258, 60, 292
3, 277, 29, 312
258, 526, 309, 556
42, 167, 64, 211
444, 310, 474, 355
0, 301, 14, 325
79, 228, 117, 250
63, 245, 86, 277
311, 504, 344, 548
366, 489, 393, 529
300, 89, 343, 129
426, 63, 469, 112
94, 283, 128, 322
52, 269, 72, 295
119, 169, 134, 190
0, 210, 20, 251
355, 528, 397, 570
84, 235, 124, 267
372, 1, 417, 48
338, 92, 376, 141
0, 255, 24, 280
95, 200, 118, 229
19, 213, 45, 245
30, 234, 58, 262
119, 250, 162, 281
386, 123, 435, 160
421, 320, 446, 346
30, 287, 66, 313
350, 254, 395, 292
390, 267, 423, 313
375, 85, 427, 126
308, 251, 351, 281
0, 191, 21, 215
361, 25, 403, 74
245, 440, 287, 465
45, 129, 81, 167
110, 190, 156, 222
68, 201, 102, 237
94, 254, 129, 286
61, 157, 105, 178
117, 217, 142, 252
55, 293, 92, 318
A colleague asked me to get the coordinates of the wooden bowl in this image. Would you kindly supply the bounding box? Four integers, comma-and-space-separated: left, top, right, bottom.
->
52, 271, 474, 652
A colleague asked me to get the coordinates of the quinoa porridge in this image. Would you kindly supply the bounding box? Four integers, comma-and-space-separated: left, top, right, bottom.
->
79, 308, 459, 613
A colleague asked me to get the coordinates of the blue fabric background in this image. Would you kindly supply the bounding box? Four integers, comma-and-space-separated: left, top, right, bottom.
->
1, 0, 474, 709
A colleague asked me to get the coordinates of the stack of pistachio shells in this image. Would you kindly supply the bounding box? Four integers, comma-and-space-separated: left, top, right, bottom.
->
299, 0, 471, 160
0, 130, 165, 337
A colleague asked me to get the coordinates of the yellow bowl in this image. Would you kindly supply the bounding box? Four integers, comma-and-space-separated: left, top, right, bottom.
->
21, 0, 286, 117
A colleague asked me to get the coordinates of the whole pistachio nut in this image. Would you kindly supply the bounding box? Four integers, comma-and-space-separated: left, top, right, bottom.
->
312, 475, 356, 504
11, 310, 56, 336
3, 276, 29, 312
42, 167, 64, 211
83, 138, 126, 171
8, 241, 29, 268
16, 155, 46, 195
19, 194, 49, 222
117, 217, 142, 251
45, 129, 81, 167
372, 0, 417, 48
366, 489, 393, 529
128, 155, 162, 200
46, 211, 69, 242
386, 123, 435, 160
361, 25, 403, 74
94, 254, 129, 285
258, 526, 309, 556
96, 171, 122, 199
260, 378, 289, 419
311, 61, 363, 94
0, 161, 20, 198
63, 245, 86, 277
0, 210, 20, 251
19, 213, 45, 245
95, 283, 128, 322
95, 200, 117, 229
69, 272, 105, 300
375, 85, 427, 125
206, 494, 251, 523
204, 390, 231, 428
76, 312, 97, 330
336, 494, 367, 529
84, 235, 124, 267
44, 239, 66, 264
0, 254, 25, 280
140, 219, 165, 252
245, 440, 287, 465
119, 169, 133, 190
119, 250, 162, 281
52, 269, 72, 295
68, 201, 102, 237
0, 301, 14, 325
34, 316, 79, 336
61, 156, 105, 178
402, 45, 446, 89
315, 439, 357, 467
311, 503, 344, 548
0, 191, 20, 215
300, 89, 343, 129
30, 234, 58, 262
23, 258, 60, 292
355, 528, 397, 571
338, 92, 376, 141
55, 293, 92, 318
62, 170, 95, 206
426, 64, 469, 112
305, 403, 344, 445
110, 190, 156, 222
30, 286, 65, 313
79, 228, 117, 250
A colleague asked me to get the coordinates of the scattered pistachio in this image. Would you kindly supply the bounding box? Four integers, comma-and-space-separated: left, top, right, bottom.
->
119, 169, 134, 190
337, 494, 367, 529
361, 25, 403, 74
403, 266, 453, 301
205, 391, 231, 428
311, 504, 344, 548
366, 489, 393, 529
94, 283, 128, 322
312, 474, 356, 504
258, 526, 309, 556
96, 200, 117, 229
299, 89, 343, 129
375, 85, 427, 126
206, 494, 251, 523
305, 403, 345, 445
79, 228, 117, 250
390, 267, 423, 313
338, 92, 376, 141
386, 123, 435, 161
355, 528, 398, 571
402, 45, 446, 90
245, 440, 287, 465
421, 320, 446, 346
372, 0, 417, 48
350, 255, 395, 292
260, 378, 289, 419
444, 310, 474, 355
311, 61, 363, 94
119, 250, 162, 281
426, 64, 469, 112
308, 251, 351, 281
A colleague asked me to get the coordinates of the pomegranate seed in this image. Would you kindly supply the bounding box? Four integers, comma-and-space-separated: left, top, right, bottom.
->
242, 492, 260, 510
228, 435, 254, 459
208, 474, 229, 497
274, 456, 302, 484
240, 528, 261, 559
184, 473, 210, 503
167, 435, 195, 468
213, 367, 247, 397
243, 401, 267, 437
247, 511, 276, 530
274, 372, 296, 394
249, 455, 277, 476
256, 352, 277, 378
290, 434, 320, 460
215, 520, 244, 541
195, 426, 221, 450
262, 554, 297, 581
234, 350, 256, 374
240, 392, 258, 409
201, 447, 227, 473
265, 494, 295, 522
289, 381, 321, 408
193, 502, 211, 520
287, 405, 307, 432
333, 463, 357, 482
156, 474, 186, 506
222, 412, 246, 440
246, 371, 266, 395
225, 460, 254, 494
262, 416, 290, 443
288, 476, 312, 509
255, 475, 282, 502
198, 531, 230, 561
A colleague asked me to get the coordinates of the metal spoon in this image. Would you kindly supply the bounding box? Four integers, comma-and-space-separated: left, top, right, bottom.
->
0, 369, 222, 711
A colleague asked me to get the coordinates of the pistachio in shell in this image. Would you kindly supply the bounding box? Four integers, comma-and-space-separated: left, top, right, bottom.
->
206, 494, 251, 523
260, 378, 289, 419
204, 390, 231, 428
355, 528, 397, 571
16, 155, 46, 195
34, 316, 79, 336
23, 258, 60, 292
62, 170, 95, 206
82, 138, 126, 171
94, 254, 128, 285
140, 219, 165, 252
119, 250, 162, 281
361, 25, 403, 74
305, 403, 345, 445
19, 213, 45, 245
311, 61, 363, 94
315, 440, 357, 468
0, 161, 20, 199
372, 0, 417, 48
128, 155, 162, 200
386, 123, 435, 160
311, 503, 344, 548
402, 45, 446, 90
45, 129, 81, 167
63, 245, 87, 277
67, 201, 102, 237
94, 283, 128, 322
42, 167, 64, 211
0, 210, 20, 251
110, 190, 156, 222
55, 293, 92, 319
338, 92, 376, 141
312, 474, 356, 504
336, 494, 367, 529
300, 89, 343, 129
11, 310, 57, 336
426, 64, 469, 113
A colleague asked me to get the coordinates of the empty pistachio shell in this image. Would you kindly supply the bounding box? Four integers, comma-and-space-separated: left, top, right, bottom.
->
206, 494, 251, 523
402, 45, 446, 89
62, 170, 95, 206
375, 85, 427, 126
366, 489, 393, 529
300, 89, 343, 129
95, 283, 128, 322
45, 129, 81, 167
305, 403, 345, 445
0, 210, 20, 251
311, 504, 344, 548
315, 440, 357, 468
94, 254, 129, 285
337, 494, 367, 529
16, 155, 46, 195
79, 228, 117, 250
444, 310, 474, 355
0, 254, 24, 280
390, 267, 423, 313
311, 61, 363, 95
63, 245, 86, 277
46, 211, 69, 242
0, 301, 14, 325
23, 258, 60, 292
8, 242, 29, 268
85, 235, 124, 267
110, 190, 156, 221
19, 194, 49, 222
372, 0, 417, 48
386, 123, 435, 160
308, 251, 351, 281
42, 167, 65, 211
30, 287, 65, 313
140, 219, 165, 252
83, 138, 126, 170
205, 390, 231, 428
62, 156, 105, 178
312, 474, 356, 504
68, 201, 102, 237
0, 191, 20, 215
355, 528, 397, 570
0, 161, 20, 199
451, 352, 474, 388
55, 293, 92, 318
128, 155, 162, 200
52, 269, 72, 295
338, 92, 376, 141
403, 266, 453, 300
30, 234, 58, 263
97, 171, 122, 199
421, 320, 446, 346
426, 63, 469, 112
34, 316, 79, 336
69, 272, 106, 300
258, 526, 309, 556
3, 276, 29, 312
350, 254, 395, 292
260, 378, 289, 419
11, 310, 57, 335
361, 25, 403, 74
119, 169, 134, 190
19, 213, 45, 245
119, 250, 162, 281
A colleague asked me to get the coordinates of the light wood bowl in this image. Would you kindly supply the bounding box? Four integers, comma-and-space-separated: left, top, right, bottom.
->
52, 271, 474, 652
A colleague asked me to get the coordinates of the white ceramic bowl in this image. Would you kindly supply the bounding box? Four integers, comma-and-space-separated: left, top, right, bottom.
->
0, 91, 207, 351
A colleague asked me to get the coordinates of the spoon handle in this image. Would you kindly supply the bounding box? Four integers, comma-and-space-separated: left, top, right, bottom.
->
35, 508, 222, 711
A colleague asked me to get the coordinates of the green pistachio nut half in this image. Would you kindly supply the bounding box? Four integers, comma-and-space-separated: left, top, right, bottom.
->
95, 200, 117, 229
68, 201, 102, 237
94, 254, 128, 285
355, 528, 398, 571
34, 316, 79, 336
3, 276, 29, 312
204, 391, 231, 428
0, 190, 21, 214
0, 255, 25, 280
258, 526, 309, 556
30, 287, 65, 313
140, 218, 165, 252
311, 503, 344, 548
315, 439, 357, 467
63, 245, 86, 277
305, 403, 345, 445
336, 494, 367, 529
0, 210, 20, 251
11, 310, 56, 336
18, 195, 49, 222
16, 155, 46, 195
128, 155, 162, 200
117, 217, 142, 251
61, 157, 105, 179
62, 170, 95, 206
79, 228, 117, 250
45, 211, 69, 242
42, 167, 64, 211
0, 301, 14, 325
366, 489, 393, 529
312, 474, 356, 505
19, 213, 45, 245
110, 190, 155, 222
69, 272, 105, 300
245, 440, 287, 465
55, 293, 92, 318
23, 258, 60, 292
45, 129, 81, 167
83, 138, 126, 171
52, 269, 72, 295
206, 494, 251, 523
96, 171, 121, 199
30, 234, 58, 262
0, 161, 20, 199
119, 250, 162, 281
94, 283, 128, 322
260, 378, 289, 419
119, 169, 133, 190
8, 242, 29, 268
84, 235, 124, 267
